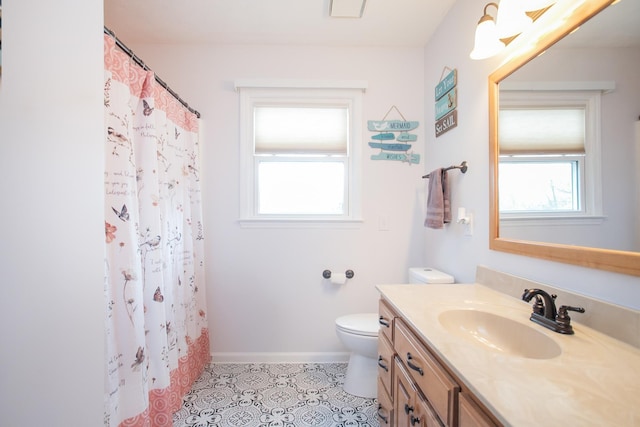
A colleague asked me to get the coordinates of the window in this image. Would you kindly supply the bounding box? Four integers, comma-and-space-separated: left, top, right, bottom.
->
499, 90, 603, 224
238, 84, 364, 226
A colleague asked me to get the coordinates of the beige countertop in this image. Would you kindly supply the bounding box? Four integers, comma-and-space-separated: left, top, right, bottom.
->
377, 283, 640, 426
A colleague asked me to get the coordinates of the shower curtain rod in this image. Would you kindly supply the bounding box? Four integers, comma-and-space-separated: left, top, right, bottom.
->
104, 26, 201, 119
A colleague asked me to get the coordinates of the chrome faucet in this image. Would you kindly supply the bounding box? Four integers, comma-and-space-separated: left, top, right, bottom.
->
522, 288, 585, 334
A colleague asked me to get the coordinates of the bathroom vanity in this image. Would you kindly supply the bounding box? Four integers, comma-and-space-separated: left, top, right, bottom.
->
376, 281, 640, 426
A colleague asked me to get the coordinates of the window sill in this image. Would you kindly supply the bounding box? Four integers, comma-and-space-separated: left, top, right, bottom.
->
238, 217, 364, 229
500, 215, 606, 227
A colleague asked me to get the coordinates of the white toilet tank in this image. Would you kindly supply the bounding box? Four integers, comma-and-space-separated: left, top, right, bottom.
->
409, 267, 454, 284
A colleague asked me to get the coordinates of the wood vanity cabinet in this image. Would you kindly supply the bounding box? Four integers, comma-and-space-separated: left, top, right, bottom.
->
378, 298, 500, 427
458, 393, 497, 427
377, 299, 396, 426
395, 358, 442, 427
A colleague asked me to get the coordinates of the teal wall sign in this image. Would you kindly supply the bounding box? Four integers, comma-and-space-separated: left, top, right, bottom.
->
435, 69, 457, 101
371, 152, 420, 164
368, 142, 412, 151
434, 67, 458, 137
368, 120, 419, 132
435, 87, 457, 120
367, 105, 421, 165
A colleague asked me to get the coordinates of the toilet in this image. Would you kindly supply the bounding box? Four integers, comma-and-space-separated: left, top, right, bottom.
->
335, 267, 454, 398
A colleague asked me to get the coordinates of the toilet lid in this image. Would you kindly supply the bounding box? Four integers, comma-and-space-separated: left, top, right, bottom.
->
335, 313, 379, 337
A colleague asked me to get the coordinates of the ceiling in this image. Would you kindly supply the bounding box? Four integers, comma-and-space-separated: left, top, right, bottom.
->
104, 0, 458, 47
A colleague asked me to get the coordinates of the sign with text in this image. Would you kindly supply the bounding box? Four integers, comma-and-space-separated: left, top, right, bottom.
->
435, 69, 457, 101
434, 68, 458, 137
435, 110, 457, 137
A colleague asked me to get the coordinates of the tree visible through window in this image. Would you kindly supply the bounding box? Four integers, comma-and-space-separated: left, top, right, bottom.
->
499, 159, 580, 212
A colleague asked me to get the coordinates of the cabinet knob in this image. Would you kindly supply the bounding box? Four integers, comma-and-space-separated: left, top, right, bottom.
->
410, 414, 421, 426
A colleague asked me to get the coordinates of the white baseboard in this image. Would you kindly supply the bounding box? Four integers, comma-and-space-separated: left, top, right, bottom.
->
211, 352, 350, 364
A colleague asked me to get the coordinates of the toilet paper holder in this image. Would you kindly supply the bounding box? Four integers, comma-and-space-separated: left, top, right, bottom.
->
322, 269, 355, 279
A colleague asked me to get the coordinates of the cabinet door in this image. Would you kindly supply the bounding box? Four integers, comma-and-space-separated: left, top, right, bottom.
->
395, 319, 459, 425
377, 377, 394, 427
458, 392, 498, 427
378, 332, 394, 397
394, 358, 416, 427
414, 392, 444, 427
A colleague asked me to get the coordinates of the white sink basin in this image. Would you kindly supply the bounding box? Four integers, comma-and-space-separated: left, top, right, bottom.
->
438, 309, 561, 359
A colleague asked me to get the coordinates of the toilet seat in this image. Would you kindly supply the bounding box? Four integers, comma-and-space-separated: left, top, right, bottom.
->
335, 313, 379, 337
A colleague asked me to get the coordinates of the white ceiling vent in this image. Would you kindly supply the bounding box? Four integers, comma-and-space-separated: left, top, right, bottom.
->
330, 0, 367, 18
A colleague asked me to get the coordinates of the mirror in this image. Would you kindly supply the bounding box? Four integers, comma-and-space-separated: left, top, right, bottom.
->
489, 0, 640, 276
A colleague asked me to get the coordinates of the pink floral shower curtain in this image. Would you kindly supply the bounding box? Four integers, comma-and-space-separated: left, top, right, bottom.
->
103, 35, 209, 427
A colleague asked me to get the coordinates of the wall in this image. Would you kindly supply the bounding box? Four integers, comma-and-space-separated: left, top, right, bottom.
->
0, 0, 104, 425
422, 0, 640, 308
134, 44, 427, 360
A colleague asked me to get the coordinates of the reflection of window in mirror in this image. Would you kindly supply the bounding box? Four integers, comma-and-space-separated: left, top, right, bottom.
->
499, 90, 604, 226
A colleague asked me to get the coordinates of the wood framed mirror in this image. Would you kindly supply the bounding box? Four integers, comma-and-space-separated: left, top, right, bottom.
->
489, 0, 640, 276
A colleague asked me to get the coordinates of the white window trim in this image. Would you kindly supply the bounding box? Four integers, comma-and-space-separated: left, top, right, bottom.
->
499, 90, 604, 226
238, 84, 364, 228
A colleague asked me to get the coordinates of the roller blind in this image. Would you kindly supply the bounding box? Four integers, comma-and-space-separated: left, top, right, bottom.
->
499, 108, 585, 154
254, 106, 348, 154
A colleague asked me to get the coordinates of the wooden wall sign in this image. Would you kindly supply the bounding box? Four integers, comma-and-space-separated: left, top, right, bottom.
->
435, 87, 457, 120
435, 110, 457, 137
434, 68, 458, 137
367, 106, 421, 165
368, 120, 419, 132
435, 69, 457, 101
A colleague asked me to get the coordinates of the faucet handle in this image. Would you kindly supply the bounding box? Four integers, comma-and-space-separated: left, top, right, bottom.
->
559, 305, 585, 314
556, 305, 586, 335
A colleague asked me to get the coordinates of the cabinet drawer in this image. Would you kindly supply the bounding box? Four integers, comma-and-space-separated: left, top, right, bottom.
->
378, 299, 396, 344
377, 376, 394, 427
395, 319, 459, 426
458, 392, 499, 427
378, 333, 394, 397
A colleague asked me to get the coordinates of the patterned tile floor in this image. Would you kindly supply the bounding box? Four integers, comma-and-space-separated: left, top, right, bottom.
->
173, 363, 380, 427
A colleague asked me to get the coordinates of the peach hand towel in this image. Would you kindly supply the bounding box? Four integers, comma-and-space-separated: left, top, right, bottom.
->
424, 169, 451, 229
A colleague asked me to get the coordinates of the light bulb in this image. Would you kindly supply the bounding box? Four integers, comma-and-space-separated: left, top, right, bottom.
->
470, 3, 505, 60
496, 0, 533, 39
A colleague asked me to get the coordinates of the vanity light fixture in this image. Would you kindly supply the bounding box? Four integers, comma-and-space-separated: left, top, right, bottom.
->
524, 0, 558, 10
470, 3, 505, 60
330, 0, 367, 18
470, 0, 556, 60
496, 0, 533, 39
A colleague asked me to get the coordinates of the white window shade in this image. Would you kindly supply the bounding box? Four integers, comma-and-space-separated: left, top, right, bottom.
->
499, 108, 585, 154
254, 106, 348, 154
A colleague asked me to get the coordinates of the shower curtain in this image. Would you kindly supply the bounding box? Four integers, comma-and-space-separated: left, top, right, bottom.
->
103, 34, 209, 427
